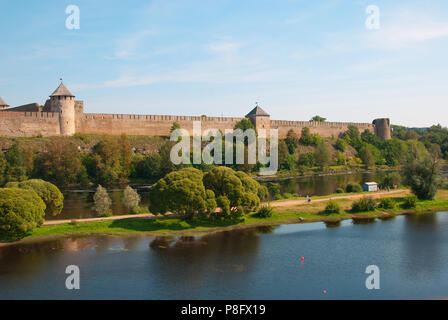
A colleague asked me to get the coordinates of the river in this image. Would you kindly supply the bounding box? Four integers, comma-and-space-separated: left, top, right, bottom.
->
1, 211, 447, 299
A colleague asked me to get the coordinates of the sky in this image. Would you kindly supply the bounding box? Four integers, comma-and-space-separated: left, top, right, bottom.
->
0, 0, 447, 127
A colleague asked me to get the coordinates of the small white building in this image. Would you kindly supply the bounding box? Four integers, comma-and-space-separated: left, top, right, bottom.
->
363, 182, 378, 192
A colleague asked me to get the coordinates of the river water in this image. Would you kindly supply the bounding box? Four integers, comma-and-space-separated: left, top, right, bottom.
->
52, 171, 389, 220
1, 211, 447, 299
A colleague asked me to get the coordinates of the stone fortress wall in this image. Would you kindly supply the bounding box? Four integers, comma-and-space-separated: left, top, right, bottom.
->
0, 83, 389, 140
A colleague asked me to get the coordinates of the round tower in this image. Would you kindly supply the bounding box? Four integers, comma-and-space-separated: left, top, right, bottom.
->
49, 81, 76, 136
372, 118, 391, 140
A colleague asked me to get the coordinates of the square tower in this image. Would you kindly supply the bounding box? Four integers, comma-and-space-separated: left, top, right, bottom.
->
245, 105, 270, 138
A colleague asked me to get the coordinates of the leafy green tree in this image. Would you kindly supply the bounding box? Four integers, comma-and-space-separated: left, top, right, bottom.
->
298, 152, 315, 167
34, 138, 85, 186
402, 155, 442, 200
234, 119, 255, 131
314, 142, 332, 169
310, 115, 326, 122
93, 185, 112, 217
0, 153, 6, 187
335, 138, 348, 152
0, 188, 46, 238
285, 129, 299, 154
4, 143, 26, 182
149, 168, 216, 219
345, 125, 362, 149
170, 122, 181, 133
203, 167, 261, 212
267, 182, 281, 199
122, 186, 141, 213
359, 144, 376, 169
382, 172, 401, 188
216, 195, 231, 217
6, 179, 64, 216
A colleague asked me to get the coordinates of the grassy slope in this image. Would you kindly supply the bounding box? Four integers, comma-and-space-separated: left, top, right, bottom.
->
2, 190, 448, 243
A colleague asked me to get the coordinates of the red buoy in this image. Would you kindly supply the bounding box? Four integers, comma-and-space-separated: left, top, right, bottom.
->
323, 290, 327, 294
301, 257, 304, 262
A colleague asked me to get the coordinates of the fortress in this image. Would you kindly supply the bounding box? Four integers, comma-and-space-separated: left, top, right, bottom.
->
0, 82, 391, 140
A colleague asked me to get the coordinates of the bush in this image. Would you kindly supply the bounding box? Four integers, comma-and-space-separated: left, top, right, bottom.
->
130, 206, 149, 214
255, 206, 273, 218
93, 185, 112, 217
402, 195, 418, 209
282, 192, 294, 199
0, 188, 46, 237
122, 186, 141, 212
323, 200, 342, 214
6, 179, 64, 216
351, 197, 377, 212
267, 182, 281, 199
346, 182, 362, 193
378, 198, 396, 209
335, 188, 344, 194
216, 195, 231, 217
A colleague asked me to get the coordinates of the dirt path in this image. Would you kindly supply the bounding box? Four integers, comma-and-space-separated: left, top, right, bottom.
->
42, 190, 409, 226
270, 189, 409, 208
43, 213, 178, 226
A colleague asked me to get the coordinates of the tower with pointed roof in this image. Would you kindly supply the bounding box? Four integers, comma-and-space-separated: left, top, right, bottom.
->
0, 97, 9, 110
245, 103, 270, 137
49, 81, 76, 136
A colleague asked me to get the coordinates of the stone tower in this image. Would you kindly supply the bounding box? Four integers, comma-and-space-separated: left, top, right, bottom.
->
245, 104, 271, 137
0, 97, 9, 110
49, 82, 76, 136
373, 118, 391, 140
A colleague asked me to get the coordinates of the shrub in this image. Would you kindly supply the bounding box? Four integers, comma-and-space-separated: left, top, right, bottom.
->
256, 206, 273, 218
402, 195, 418, 209
335, 188, 344, 194
267, 182, 281, 199
346, 182, 362, 193
378, 198, 396, 209
130, 206, 150, 214
352, 197, 377, 212
93, 185, 112, 217
282, 192, 294, 199
323, 200, 342, 214
0, 188, 46, 237
6, 179, 64, 216
122, 186, 141, 212
216, 195, 231, 217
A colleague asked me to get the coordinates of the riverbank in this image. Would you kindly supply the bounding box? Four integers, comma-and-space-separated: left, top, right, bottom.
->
1, 189, 448, 247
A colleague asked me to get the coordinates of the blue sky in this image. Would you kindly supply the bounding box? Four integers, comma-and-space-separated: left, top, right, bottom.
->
1, 0, 447, 127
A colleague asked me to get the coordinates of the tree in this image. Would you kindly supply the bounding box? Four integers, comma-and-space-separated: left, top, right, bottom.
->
93, 185, 112, 217
285, 129, 299, 154
4, 143, 26, 183
170, 122, 181, 134
34, 138, 85, 185
0, 188, 46, 238
359, 144, 375, 169
6, 179, 64, 216
203, 166, 261, 212
310, 115, 326, 122
149, 168, 216, 219
267, 182, 281, 199
402, 155, 442, 200
335, 138, 348, 152
314, 142, 332, 169
298, 152, 315, 167
234, 119, 255, 132
0, 153, 6, 187
122, 186, 141, 213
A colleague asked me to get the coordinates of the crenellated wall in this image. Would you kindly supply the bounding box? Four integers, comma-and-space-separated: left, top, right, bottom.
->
0, 109, 379, 139
270, 120, 375, 139
0, 111, 60, 137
